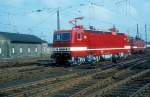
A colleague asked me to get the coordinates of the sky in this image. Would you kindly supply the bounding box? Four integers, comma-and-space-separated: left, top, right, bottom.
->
0, 0, 150, 43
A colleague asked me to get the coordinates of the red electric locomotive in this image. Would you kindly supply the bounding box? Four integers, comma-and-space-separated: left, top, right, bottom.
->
52, 18, 131, 65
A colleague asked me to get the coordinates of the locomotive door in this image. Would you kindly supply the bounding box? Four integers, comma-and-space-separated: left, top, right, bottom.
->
85, 33, 93, 56
89, 34, 94, 55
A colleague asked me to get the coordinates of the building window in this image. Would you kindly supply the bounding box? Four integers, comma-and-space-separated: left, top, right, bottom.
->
43, 47, 46, 52
28, 48, 31, 53
20, 48, 23, 53
12, 48, 15, 54
0, 48, 1, 54
35, 48, 38, 52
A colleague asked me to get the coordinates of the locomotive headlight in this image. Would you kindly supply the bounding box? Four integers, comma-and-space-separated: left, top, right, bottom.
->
84, 35, 87, 39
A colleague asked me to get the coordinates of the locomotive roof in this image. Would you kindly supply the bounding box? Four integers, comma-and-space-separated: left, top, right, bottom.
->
84, 30, 125, 35
55, 29, 125, 35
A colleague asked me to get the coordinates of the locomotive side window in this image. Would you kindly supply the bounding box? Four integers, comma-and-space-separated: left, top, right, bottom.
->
77, 32, 82, 40
62, 33, 71, 41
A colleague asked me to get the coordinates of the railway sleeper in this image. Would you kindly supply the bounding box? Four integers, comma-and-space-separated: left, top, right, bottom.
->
54, 69, 133, 97
0, 69, 97, 94
3, 68, 114, 97
29, 69, 117, 97
103, 77, 150, 97
69, 69, 134, 97
129, 82, 150, 97
85, 69, 150, 97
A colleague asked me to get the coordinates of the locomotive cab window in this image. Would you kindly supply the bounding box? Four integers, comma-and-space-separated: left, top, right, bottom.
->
62, 33, 71, 41
54, 34, 61, 41
54, 32, 71, 41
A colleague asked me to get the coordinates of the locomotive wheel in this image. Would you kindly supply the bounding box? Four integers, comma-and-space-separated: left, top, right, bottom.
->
112, 55, 117, 63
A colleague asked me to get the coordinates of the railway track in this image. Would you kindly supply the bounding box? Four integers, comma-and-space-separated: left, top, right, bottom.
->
1, 56, 137, 97
129, 82, 150, 97
0, 52, 147, 80
82, 58, 150, 97
0, 57, 135, 84
36, 68, 118, 97
0, 54, 149, 97
0, 57, 147, 97
0, 65, 63, 83
50, 57, 150, 97
0, 59, 114, 84
0, 68, 117, 97
51, 70, 131, 97
98, 70, 150, 97
85, 70, 150, 97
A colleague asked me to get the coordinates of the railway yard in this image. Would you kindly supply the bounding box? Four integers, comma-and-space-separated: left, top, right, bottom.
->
0, 49, 149, 97
0, 0, 150, 97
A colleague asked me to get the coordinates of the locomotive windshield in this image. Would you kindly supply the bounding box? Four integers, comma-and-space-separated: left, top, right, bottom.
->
54, 32, 71, 41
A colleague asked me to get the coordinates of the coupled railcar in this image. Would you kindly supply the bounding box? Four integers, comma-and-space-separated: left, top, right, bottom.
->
130, 37, 146, 53
52, 25, 131, 65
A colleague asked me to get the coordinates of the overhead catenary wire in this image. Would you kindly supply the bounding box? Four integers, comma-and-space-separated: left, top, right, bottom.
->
0, 5, 57, 35
0, 1, 136, 30
0, 0, 148, 42
26, 3, 88, 31
60, 1, 136, 32
27, 3, 90, 32
27, 8, 58, 31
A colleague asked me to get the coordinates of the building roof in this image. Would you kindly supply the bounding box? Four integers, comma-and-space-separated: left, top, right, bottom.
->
0, 32, 46, 44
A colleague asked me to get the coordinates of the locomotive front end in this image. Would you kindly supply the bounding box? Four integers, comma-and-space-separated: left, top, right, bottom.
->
52, 30, 72, 65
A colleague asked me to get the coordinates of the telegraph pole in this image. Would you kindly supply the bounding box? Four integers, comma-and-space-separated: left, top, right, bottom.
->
125, 0, 128, 15
137, 24, 139, 38
57, 8, 60, 30
145, 24, 147, 47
